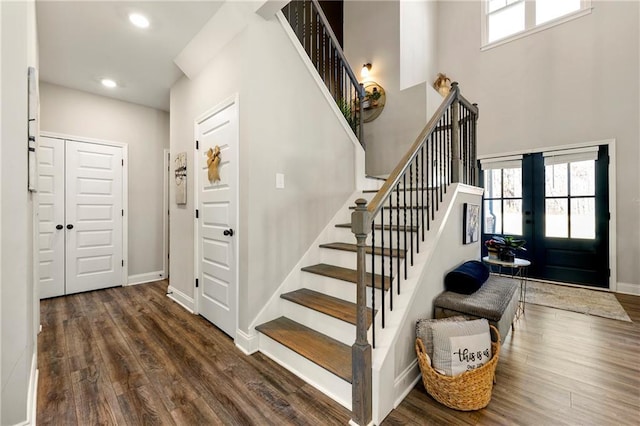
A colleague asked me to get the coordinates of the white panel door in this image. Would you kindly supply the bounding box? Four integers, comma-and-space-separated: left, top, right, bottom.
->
65, 140, 123, 294
196, 99, 238, 338
38, 137, 65, 298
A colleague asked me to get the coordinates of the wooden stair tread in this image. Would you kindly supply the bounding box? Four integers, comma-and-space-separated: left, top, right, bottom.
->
301, 263, 391, 290
281, 288, 374, 327
349, 205, 429, 210
364, 175, 387, 181
362, 187, 434, 193
335, 223, 418, 233
319, 242, 405, 258
255, 317, 352, 383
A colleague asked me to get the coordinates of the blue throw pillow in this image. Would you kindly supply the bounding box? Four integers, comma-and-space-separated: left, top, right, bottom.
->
444, 260, 490, 295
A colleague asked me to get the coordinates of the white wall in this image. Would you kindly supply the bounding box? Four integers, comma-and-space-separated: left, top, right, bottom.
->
344, 0, 442, 177
39, 82, 170, 279
399, 0, 438, 90
0, 0, 38, 424
170, 8, 358, 333
438, 1, 640, 290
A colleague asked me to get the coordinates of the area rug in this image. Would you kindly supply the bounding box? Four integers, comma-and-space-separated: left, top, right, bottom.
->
523, 280, 632, 322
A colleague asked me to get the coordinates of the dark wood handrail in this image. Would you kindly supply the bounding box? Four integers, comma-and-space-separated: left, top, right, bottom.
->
367, 83, 459, 218
457, 93, 478, 116
309, 0, 365, 99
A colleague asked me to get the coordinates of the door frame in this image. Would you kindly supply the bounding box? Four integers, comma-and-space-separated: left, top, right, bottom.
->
192, 94, 240, 336
40, 131, 129, 287
478, 138, 617, 291
163, 148, 170, 279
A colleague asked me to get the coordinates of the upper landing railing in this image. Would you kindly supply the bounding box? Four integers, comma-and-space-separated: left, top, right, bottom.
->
282, 0, 365, 147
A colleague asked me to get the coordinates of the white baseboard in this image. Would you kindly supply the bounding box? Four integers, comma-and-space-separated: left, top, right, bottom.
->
349, 420, 374, 426
167, 285, 195, 313
14, 353, 38, 426
235, 329, 259, 355
127, 270, 165, 286
617, 282, 640, 296
394, 360, 421, 408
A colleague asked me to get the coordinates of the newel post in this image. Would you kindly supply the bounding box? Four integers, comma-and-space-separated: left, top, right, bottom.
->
350, 198, 372, 426
451, 82, 462, 183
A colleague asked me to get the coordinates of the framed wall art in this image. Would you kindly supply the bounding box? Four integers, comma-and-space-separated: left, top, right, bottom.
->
174, 152, 187, 205
463, 203, 480, 244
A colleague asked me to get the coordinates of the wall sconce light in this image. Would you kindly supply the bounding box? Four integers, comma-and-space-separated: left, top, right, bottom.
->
361, 63, 372, 79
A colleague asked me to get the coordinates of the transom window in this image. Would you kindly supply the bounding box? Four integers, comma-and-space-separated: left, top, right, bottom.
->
484, 0, 591, 46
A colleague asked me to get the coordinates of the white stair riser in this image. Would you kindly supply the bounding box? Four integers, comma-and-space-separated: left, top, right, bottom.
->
344, 208, 437, 230
320, 247, 405, 277
281, 300, 356, 346
258, 334, 352, 410
359, 188, 441, 207
330, 226, 421, 250
301, 272, 387, 308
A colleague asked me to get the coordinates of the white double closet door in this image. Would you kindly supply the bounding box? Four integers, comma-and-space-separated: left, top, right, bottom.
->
38, 136, 124, 298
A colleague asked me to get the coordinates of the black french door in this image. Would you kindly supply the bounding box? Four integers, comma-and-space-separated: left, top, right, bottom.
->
483, 145, 609, 288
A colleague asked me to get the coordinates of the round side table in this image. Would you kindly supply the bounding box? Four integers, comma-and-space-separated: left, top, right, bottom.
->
482, 256, 531, 319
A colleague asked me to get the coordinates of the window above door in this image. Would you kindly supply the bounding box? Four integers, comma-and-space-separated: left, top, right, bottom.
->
482, 0, 592, 49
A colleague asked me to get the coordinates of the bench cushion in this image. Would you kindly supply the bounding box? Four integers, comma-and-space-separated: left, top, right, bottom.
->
434, 276, 520, 341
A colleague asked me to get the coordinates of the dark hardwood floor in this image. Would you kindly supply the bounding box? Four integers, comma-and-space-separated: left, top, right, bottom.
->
38, 281, 640, 425
384, 293, 640, 425
37, 280, 351, 425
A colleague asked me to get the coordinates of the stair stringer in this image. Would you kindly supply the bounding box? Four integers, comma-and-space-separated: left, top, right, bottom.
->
368, 183, 484, 424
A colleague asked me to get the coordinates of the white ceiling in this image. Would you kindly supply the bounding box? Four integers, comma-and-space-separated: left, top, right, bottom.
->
36, 1, 225, 111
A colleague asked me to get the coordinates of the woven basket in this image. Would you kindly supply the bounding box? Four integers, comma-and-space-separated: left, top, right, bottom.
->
415, 325, 500, 411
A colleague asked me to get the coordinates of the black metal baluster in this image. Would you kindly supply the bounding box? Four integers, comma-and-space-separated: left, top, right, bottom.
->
445, 108, 450, 192
465, 107, 469, 183
431, 130, 435, 222
421, 146, 425, 241
380, 210, 385, 326
440, 109, 445, 200
426, 136, 431, 231
403, 174, 408, 280
388, 189, 393, 312
436, 117, 441, 211
409, 163, 414, 267
371, 219, 377, 343
304, 1, 310, 54
416, 154, 421, 251
396, 184, 400, 296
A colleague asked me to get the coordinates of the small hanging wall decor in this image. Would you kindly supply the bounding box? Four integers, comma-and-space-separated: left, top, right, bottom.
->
463, 203, 480, 244
206, 145, 221, 183
174, 152, 187, 205
27, 66, 38, 192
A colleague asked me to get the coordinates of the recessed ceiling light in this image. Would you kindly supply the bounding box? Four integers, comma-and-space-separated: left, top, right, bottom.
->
101, 78, 117, 88
129, 13, 150, 29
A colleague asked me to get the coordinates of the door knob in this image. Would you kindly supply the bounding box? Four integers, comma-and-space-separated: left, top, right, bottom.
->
66, 224, 74, 230
223, 228, 234, 237
56, 224, 64, 230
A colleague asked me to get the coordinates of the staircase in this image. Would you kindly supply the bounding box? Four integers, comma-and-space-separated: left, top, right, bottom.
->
255, 2, 480, 424
254, 184, 418, 406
